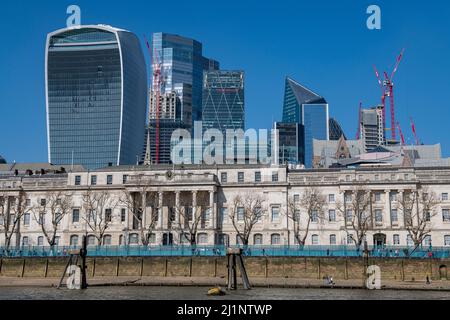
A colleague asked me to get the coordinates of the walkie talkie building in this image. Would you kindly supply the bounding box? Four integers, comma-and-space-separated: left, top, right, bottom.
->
45, 25, 147, 170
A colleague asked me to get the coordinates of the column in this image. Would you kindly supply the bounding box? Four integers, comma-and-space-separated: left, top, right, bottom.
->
384, 190, 391, 227
142, 192, 147, 228
209, 191, 217, 230
175, 191, 181, 224
192, 191, 198, 228
398, 189, 404, 227
158, 192, 164, 229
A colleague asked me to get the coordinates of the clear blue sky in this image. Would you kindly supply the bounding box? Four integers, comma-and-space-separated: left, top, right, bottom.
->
1, 0, 450, 163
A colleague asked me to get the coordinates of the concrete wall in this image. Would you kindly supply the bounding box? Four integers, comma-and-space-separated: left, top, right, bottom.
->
0, 256, 448, 282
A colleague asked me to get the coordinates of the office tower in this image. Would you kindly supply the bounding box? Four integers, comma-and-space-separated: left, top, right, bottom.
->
202, 70, 245, 134
281, 77, 329, 168
274, 122, 303, 165
46, 25, 147, 170
360, 106, 385, 152
329, 118, 346, 140
152, 33, 220, 127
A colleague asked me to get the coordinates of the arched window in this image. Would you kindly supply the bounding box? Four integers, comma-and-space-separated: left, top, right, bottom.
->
424, 235, 432, 247
70, 235, 79, 247
393, 234, 400, 245
218, 234, 229, 246
103, 235, 112, 246
129, 233, 139, 245
180, 233, 190, 244
311, 234, 319, 245
406, 235, 413, 247
271, 234, 281, 245
22, 236, 29, 246
444, 235, 450, 246
119, 235, 124, 246
329, 234, 337, 245
87, 235, 96, 246
197, 233, 208, 245
236, 235, 243, 245
37, 236, 44, 246
254, 234, 263, 245
149, 233, 156, 244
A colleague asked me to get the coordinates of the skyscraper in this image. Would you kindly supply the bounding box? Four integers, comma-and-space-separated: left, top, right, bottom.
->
152, 33, 220, 127
360, 105, 385, 152
281, 77, 329, 168
274, 122, 303, 165
46, 25, 147, 170
202, 70, 245, 135
329, 118, 346, 140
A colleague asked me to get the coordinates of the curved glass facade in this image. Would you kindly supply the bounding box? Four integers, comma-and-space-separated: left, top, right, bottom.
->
46, 26, 147, 170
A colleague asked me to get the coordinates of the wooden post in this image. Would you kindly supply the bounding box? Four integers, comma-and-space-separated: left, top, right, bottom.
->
140, 258, 144, 277
44, 259, 49, 278
21, 259, 26, 278
80, 235, 88, 289
116, 258, 120, 277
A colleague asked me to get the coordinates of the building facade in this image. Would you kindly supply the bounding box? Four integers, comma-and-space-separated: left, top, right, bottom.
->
1, 164, 450, 248
360, 106, 385, 152
274, 122, 303, 165
46, 25, 147, 170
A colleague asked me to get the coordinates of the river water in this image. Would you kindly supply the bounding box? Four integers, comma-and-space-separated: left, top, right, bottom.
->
0, 286, 449, 300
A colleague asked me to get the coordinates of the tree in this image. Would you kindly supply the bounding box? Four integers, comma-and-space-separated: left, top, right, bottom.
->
174, 191, 209, 246
0, 190, 27, 252
229, 192, 267, 246
82, 189, 118, 246
286, 187, 326, 246
119, 187, 159, 246
31, 191, 73, 248
398, 187, 439, 252
337, 187, 372, 249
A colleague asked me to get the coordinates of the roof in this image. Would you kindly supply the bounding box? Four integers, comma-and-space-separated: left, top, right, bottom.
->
0, 163, 85, 174
0, 155, 6, 164
286, 77, 327, 105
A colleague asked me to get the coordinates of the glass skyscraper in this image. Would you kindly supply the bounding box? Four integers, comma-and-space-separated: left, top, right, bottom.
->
281, 77, 329, 168
152, 33, 219, 127
46, 25, 147, 170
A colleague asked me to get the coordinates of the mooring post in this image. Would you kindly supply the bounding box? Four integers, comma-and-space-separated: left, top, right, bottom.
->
80, 235, 88, 289
226, 248, 251, 290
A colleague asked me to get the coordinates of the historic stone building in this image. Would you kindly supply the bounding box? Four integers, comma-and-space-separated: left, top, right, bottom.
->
1, 163, 450, 248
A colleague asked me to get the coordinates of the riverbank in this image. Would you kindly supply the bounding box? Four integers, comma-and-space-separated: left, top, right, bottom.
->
1, 276, 450, 292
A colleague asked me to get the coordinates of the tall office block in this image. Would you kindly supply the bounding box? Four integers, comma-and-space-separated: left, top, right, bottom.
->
274, 122, 303, 165
152, 33, 219, 127
303, 104, 329, 168
361, 106, 385, 152
46, 25, 147, 170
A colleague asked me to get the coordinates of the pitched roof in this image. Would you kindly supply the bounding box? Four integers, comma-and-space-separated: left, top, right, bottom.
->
286, 77, 327, 105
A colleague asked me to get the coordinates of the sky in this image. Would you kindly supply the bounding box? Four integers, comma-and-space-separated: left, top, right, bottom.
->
1, 0, 450, 163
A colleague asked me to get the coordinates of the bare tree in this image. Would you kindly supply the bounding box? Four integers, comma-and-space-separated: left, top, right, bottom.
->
337, 187, 372, 249
0, 190, 27, 252
174, 191, 209, 246
229, 192, 267, 246
286, 187, 326, 246
31, 191, 73, 248
398, 187, 439, 252
119, 187, 159, 246
82, 189, 118, 246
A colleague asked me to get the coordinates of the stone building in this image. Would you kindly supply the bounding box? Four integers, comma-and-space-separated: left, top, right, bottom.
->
1, 163, 450, 248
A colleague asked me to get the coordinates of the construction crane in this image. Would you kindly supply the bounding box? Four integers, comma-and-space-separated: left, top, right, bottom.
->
373, 48, 405, 141
356, 102, 362, 140
373, 66, 387, 131
144, 35, 163, 164
396, 122, 405, 146
410, 117, 420, 145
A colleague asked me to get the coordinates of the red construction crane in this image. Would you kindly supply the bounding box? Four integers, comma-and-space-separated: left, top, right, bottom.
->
373, 48, 405, 141
410, 117, 420, 145
144, 35, 163, 164
373, 65, 387, 131
356, 102, 362, 140
396, 122, 405, 146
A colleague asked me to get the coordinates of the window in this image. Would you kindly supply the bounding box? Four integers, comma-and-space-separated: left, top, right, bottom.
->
294, 194, 300, 203
87, 235, 96, 246
272, 172, 279, 182
442, 193, 449, 201
25, 199, 31, 207
375, 209, 383, 223
328, 210, 336, 222
129, 233, 139, 245
75, 176, 81, 186
424, 211, 431, 222
119, 235, 124, 246
38, 214, 45, 225
24, 213, 30, 226
37, 236, 44, 246
424, 235, 432, 247
328, 194, 335, 203
406, 235, 413, 247
238, 172, 244, 183
311, 210, 318, 223
254, 234, 263, 245
255, 171, 261, 183
444, 235, 450, 246
345, 175, 350, 182
70, 235, 79, 246
72, 209, 80, 223
197, 233, 208, 244
221, 172, 227, 183
390, 192, 397, 202
54, 236, 60, 246
236, 235, 243, 245
375, 192, 381, 202
149, 233, 156, 244
347, 234, 354, 245
237, 207, 244, 221
219, 234, 229, 246
346, 209, 353, 221
391, 209, 398, 223
121, 209, 126, 222
393, 234, 400, 245
345, 194, 352, 202
22, 236, 29, 246
103, 235, 112, 246
123, 175, 128, 184
443, 209, 450, 222
271, 234, 281, 245
91, 175, 97, 186
311, 234, 319, 245
105, 209, 112, 222
329, 234, 337, 245
40, 199, 46, 206
254, 207, 263, 222
220, 208, 228, 223
107, 175, 113, 185
271, 206, 280, 221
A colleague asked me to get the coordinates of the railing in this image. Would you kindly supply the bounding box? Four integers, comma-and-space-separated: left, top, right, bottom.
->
0, 245, 448, 259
